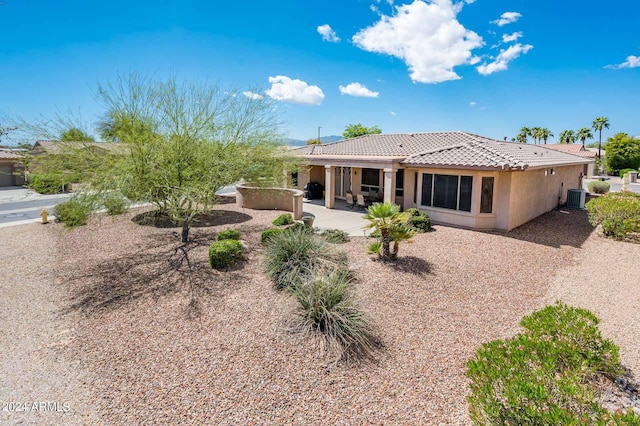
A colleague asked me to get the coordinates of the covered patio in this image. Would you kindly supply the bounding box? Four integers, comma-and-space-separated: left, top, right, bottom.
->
301, 198, 371, 237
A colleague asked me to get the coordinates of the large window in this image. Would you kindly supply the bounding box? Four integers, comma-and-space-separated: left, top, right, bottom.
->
361, 168, 380, 193
421, 173, 472, 212
480, 177, 494, 213
395, 169, 404, 197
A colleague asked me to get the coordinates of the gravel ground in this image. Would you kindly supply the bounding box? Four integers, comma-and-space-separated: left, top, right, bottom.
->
2, 204, 637, 424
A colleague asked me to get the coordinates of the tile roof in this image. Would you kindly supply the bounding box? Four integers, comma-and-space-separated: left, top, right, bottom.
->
33, 140, 123, 154
543, 144, 597, 158
291, 132, 592, 170
0, 150, 25, 160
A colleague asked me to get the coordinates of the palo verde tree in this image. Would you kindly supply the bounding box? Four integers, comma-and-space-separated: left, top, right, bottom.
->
60, 127, 95, 142
91, 74, 298, 242
343, 123, 381, 139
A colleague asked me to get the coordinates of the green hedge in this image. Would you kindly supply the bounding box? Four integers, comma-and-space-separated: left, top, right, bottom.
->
217, 229, 241, 241
29, 173, 70, 195
272, 213, 294, 226
586, 191, 640, 239
466, 303, 633, 425
208, 240, 243, 270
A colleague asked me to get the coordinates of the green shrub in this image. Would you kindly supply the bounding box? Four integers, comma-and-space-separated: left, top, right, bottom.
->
286, 221, 309, 233
619, 168, 637, 178
29, 173, 69, 194
587, 180, 610, 194
272, 213, 294, 226
293, 269, 379, 361
53, 199, 91, 227
320, 229, 350, 244
102, 193, 129, 215
217, 229, 241, 241
466, 303, 632, 425
407, 214, 431, 232
586, 191, 640, 238
261, 228, 285, 244
208, 240, 243, 270
262, 227, 348, 291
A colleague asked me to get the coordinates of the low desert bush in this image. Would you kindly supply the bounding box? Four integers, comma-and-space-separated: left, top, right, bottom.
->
586, 191, 640, 239
404, 208, 432, 232
53, 199, 92, 227
293, 269, 379, 361
261, 227, 285, 244
29, 173, 69, 195
619, 168, 637, 178
272, 213, 294, 226
102, 193, 129, 215
466, 303, 632, 425
208, 240, 243, 270
587, 180, 610, 194
262, 227, 348, 291
320, 229, 350, 244
217, 229, 241, 241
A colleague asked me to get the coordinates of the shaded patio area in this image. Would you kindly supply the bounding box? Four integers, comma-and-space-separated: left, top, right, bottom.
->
302, 199, 370, 237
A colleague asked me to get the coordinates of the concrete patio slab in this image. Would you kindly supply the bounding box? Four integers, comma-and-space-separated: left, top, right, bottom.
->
302, 199, 370, 237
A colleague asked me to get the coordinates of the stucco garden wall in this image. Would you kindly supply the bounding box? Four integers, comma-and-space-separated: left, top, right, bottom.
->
235, 184, 304, 220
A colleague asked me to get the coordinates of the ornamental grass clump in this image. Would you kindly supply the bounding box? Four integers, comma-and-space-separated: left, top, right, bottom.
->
262, 226, 348, 291
466, 303, 634, 425
320, 228, 350, 244
292, 269, 379, 361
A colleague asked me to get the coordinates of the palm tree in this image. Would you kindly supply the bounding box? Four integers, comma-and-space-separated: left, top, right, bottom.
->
515, 126, 530, 144
363, 202, 412, 261
592, 117, 610, 160
538, 128, 553, 144
530, 127, 542, 144
558, 130, 576, 144
388, 225, 416, 260
576, 127, 594, 148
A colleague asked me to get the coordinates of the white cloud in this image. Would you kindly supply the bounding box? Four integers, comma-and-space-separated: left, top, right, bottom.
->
606, 55, 640, 69
502, 31, 522, 42
491, 12, 522, 27
242, 91, 263, 100
390, 111, 397, 116
370, 4, 379, 13
338, 82, 379, 98
469, 101, 476, 107
477, 43, 533, 75
317, 24, 340, 42
465, 0, 476, 3
265, 76, 325, 105
353, 0, 484, 84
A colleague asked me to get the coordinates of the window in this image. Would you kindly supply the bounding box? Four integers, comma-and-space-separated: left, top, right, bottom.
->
395, 169, 404, 197
421, 173, 433, 207
413, 172, 418, 204
421, 173, 473, 212
480, 177, 494, 213
291, 172, 298, 187
361, 168, 380, 193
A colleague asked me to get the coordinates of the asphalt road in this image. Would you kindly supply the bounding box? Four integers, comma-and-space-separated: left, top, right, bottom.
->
0, 196, 71, 224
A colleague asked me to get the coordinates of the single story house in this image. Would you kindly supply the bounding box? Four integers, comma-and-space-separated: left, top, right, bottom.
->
542, 143, 597, 177
289, 132, 593, 231
0, 150, 26, 187
31, 140, 122, 156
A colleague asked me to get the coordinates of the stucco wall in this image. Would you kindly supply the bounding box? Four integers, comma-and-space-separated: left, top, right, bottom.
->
235, 185, 304, 219
0, 160, 25, 187
507, 164, 583, 230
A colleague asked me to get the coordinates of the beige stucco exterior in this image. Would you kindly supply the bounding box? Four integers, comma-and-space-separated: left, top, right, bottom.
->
235, 185, 304, 220
0, 159, 26, 187
289, 162, 586, 232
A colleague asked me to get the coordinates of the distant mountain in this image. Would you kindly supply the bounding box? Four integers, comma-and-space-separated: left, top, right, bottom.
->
284, 135, 343, 146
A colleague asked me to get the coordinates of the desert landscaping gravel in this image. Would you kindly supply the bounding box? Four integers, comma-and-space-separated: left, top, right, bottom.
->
1, 203, 638, 424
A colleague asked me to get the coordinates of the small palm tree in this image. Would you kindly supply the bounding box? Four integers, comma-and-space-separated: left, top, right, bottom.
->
388, 225, 416, 260
539, 128, 553, 144
576, 127, 594, 148
592, 116, 610, 160
558, 130, 576, 144
363, 202, 411, 261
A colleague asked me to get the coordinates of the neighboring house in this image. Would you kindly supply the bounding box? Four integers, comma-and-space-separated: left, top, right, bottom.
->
31, 140, 123, 156
0, 150, 26, 187
543, 144, 597, 177
290, 132, 593, 232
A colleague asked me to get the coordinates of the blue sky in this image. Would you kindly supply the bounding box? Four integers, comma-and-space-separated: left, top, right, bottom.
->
1, 0, 639, 142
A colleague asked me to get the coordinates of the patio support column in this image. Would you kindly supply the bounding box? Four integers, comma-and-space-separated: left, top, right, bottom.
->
383, 168, 396, 204
325, 165, 335, 209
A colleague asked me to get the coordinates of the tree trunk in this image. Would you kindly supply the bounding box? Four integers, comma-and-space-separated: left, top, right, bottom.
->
181, 223, 190, 243
381, 228, 391, 261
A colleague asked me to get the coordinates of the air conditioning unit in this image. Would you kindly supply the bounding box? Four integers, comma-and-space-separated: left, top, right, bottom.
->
566, 189, 586, 209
